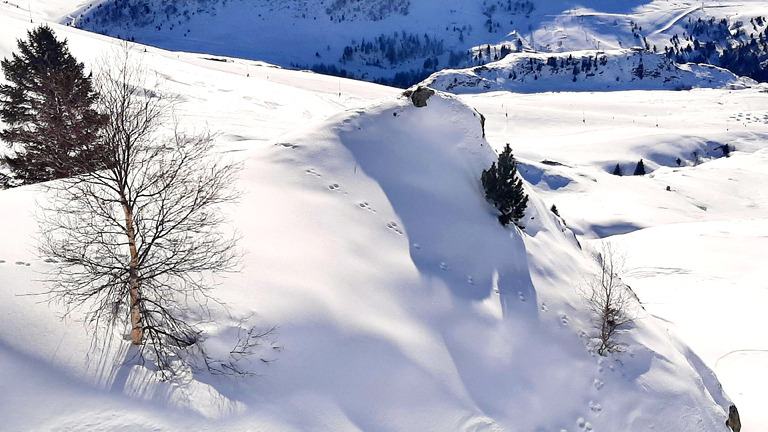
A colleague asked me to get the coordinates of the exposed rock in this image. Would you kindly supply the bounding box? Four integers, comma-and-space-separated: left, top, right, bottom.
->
726, 404, 741, 432
403, 86, 435, 107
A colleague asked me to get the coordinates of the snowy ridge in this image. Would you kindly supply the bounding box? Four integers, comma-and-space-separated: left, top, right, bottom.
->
422, 48, 753, 93
221, 88, 733, 431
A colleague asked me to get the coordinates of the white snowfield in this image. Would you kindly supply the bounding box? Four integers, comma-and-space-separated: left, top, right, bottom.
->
0, 1, 766, 431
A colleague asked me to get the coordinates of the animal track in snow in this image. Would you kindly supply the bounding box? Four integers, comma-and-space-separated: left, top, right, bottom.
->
560, 315, 569, 326
386, 222, 402, 235
589, 401, 602, 413
15, 261, 29, 266
440, 262, 450, 271
466, 276, 474, 285
358, 202, 376, 213
518, 292, 526, 302
328, 183, 340, 191
305, 168, 321, 177
593, 379, 604, 391
540, 302, 548, 312
576, 417, 592, 431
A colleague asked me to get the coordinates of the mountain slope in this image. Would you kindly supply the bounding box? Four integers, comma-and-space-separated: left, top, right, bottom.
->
67, 0, 768, 88
423, 48, 752, 93
0, 41, 736, 430
0, 2, 761, 431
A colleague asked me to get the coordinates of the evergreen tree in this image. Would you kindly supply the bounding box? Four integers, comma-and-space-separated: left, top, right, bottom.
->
633, 159, 646, 175
612, 163, 623, 176
550, 204, 560, 217
481, 143, 528, 227
0, 25, 106, 186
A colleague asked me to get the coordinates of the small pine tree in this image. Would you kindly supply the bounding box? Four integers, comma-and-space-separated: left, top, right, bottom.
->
0, 25, 106, 186
550, 204, 560, 217
633, 159, 646, 175
612, 163, 622, 176
481, 143, 529, 227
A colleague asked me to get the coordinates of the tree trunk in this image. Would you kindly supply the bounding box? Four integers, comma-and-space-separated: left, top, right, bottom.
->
121, 198, 142, 345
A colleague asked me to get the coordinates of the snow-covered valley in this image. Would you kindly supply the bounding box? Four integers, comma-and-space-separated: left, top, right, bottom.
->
0, 1, 767, 431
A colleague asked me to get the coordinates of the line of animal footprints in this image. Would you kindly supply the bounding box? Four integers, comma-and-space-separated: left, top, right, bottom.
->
313, 169, 407, 237
0, 260, 31, 266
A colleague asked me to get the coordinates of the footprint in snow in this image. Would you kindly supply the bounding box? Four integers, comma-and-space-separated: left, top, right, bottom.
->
0, 260, 4, 264
15, 261, 29, 266
440, 262, 450, 271
540, 302, 548, 312
560, 315, 569, 326
386, 222, 402, 235
44, 258, 57, 264
305, 168, 321, 177
518, 292, 526, 302
593, 379, 604, 391
358, 202, 376, 213
467, 276, 474, 285
577, 417, 592, 431
589, 401, 602, 413
328, 183, 340, 191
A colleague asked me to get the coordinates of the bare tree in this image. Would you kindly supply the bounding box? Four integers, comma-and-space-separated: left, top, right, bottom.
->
583, 243, 636, 356
39, 46, 249, 377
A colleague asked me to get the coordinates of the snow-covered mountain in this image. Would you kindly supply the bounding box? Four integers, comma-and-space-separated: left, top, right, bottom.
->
1, 0, 767, 431
65, 0, 768, 87
423, 48, 753, 93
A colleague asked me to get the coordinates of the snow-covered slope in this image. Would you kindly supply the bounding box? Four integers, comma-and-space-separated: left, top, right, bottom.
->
423, 48, 753, 93
65, 0, 768, 88
0, 80, 736, 431
1, 1, 767, 431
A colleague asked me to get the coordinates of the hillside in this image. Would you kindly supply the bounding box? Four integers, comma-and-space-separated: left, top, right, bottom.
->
0, 61, 736, 430
423, 48, 753, 93
1, 1, 767, 431
66, 0, 768, 87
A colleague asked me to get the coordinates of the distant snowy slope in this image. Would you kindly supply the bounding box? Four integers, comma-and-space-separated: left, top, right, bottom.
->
67, 0, 768, 88
423, 48, 753, 93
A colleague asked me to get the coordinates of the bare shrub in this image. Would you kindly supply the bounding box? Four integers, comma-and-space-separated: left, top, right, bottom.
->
582, 243, 636, 356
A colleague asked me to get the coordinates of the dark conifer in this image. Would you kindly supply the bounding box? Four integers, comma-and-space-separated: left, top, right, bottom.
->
612, 163, 623, 176
481, 143, 529, 227
634, 159, 646, 175
0, 25, 106, 186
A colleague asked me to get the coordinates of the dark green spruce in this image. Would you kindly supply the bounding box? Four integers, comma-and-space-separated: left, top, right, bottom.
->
481, 143, 529, 228
0, 25, 106, 186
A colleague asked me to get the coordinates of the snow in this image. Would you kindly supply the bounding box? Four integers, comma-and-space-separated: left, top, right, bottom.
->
423, 49, 754, 94
0, 1, 767, 431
